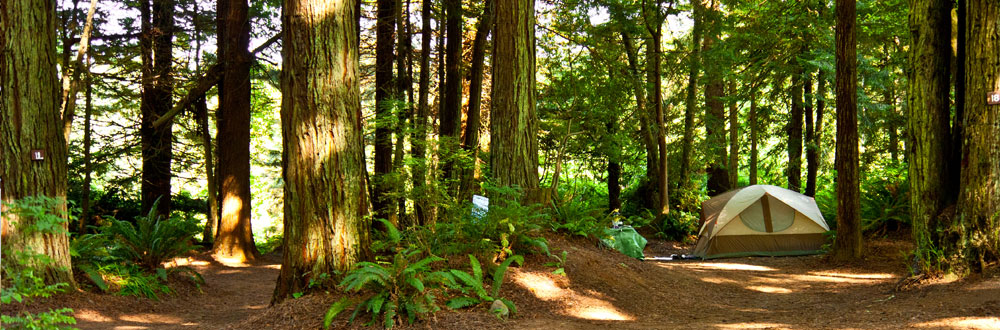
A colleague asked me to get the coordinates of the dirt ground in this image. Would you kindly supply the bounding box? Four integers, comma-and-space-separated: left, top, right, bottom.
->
6, 233, 1000, 329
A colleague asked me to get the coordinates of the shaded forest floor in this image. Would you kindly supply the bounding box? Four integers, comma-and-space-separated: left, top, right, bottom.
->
7, 232, 1000, 329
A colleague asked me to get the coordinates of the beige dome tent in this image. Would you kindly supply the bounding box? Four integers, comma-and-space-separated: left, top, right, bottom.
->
693, 185, 829, 259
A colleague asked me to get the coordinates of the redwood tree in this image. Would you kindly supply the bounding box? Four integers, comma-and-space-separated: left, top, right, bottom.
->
1, 0, 75, 285
832, 0, 861, 260
907, 0, 956, 269
956, 0, 999, 271
213, 0, 258, 260
139, 0, 175, 216
702, 0, 730, 196
490, 0, 539, 189
374, 0, 397, 221
273, 0, 369, 303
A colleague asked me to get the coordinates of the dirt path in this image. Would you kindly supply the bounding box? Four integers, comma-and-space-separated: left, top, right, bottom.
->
11, 253, 283, 330
8, 236, 1000, 329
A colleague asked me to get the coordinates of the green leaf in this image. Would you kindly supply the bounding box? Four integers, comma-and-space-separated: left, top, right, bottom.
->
499, 298, 518, 315
383, 301, 397, 329
370, 294, 386, 316
446, 297, 481, 309
376, 218, 401, 244
552, 268, 566, 276
324, 297, 351, 329
405, 276, 425, 292
469, 254, 483, 284
492, 255, 523, 298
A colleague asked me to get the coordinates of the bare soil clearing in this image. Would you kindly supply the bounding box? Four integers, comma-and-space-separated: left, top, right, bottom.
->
7, 234, 1000, 329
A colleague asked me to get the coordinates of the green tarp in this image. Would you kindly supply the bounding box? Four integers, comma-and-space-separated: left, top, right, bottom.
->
601, 226, 647, 259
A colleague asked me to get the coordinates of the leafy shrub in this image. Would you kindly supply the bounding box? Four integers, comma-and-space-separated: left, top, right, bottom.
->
550, 198, 606, 239
98, 198, 200, 270
325, 220, 445, 329
98, 263, 174, 300
1, 308, 77, 330
860, 167, 909, 235
254, 225, 283, 254
652, 210, 700, 242
438, 254, 523, 317
1, 197, 78, 329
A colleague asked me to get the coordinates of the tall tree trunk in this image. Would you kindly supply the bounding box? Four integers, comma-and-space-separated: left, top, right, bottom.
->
728, 79, 739, 187
908, 0, 955, 269
1, 0, 75, 285
140, 0, 174, 217
374, 0, 398, 222
373, 0, 394, 221
749, 89, 758, 185
410, 0, 433, 226
392, 0, 411, 223
804, 74, 816, 196
703, 0, 729, 196
274, 0, 369, 303
606, 118, 622, 212
832, 0, 861, 260
956, 0, 999, 271
460, 0, 494, 199
213, 0, 258, 261
620, 32, 658, 197
80, 58, 94, 233
949, 0, 967, 205
490, 0, 539, 189
59, 0, 98, 142
196, 97, 219, 243
439, 0, 464, 192
646, 18, 669, 216
807, 70, 826, 194
680, 0, 703, 189
788, 73, 804, 193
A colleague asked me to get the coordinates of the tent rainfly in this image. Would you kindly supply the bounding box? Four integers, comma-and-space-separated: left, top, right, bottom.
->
693, 185, 830, 259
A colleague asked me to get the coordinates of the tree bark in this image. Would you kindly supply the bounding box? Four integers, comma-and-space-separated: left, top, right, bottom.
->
196, 97, 219, 244
703, 0, 729, 196
59, 0, 98, 142
949, 0, 967, 204
620, 32, 658, 194
273, 0, 369, 303
439, 0, 464, 193
805, 73, 817, 196
749, 89, 758, 185
80, 58, 94, 233
213, 0, 258, 260
410, 0, 433, 226
1, 0, 75, 285
374, 0, 398, 221
646, 16, 669, 216
728, 79, 739, 187
788, 73, 804, 193
832, 0, 862, 260
460, 0, 494, 199
392, 0, 411, 223
807, 70, 826, 194
956, 0, 999, 271
680, 0, 702, 189
490, 0, 539, 189
908, 0, 955, 268
140, 0, 174, 217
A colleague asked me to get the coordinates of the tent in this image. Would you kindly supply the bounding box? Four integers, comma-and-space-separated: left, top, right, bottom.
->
693, 185, 829, 259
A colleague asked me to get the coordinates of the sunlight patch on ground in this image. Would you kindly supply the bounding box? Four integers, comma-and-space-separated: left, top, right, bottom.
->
790, 273, 890, 284
715, 322, 792, 329
213, 255, 252, 267
513, 271, 565, 300
264, 263, 282, 269
808, 271, 895, 280
574, 306, 633, 321
119, 313, 183, 324
167, 257, 208, 267
692, 263, 776, 272
699, 276, 743, 285
912, 317, 1000, 329
75, 309, 113, 322
746, 285, 792, 294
